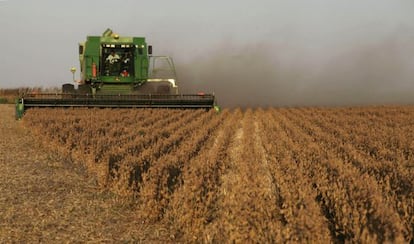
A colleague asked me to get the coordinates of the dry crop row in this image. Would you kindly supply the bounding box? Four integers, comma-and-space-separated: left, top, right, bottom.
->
23, 106, 414, 242
288, 107, 414, 240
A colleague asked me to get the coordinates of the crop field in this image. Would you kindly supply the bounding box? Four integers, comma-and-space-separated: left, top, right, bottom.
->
3, 105, 414, 242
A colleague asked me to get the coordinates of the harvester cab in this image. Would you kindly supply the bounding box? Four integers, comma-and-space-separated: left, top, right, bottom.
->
15, 28, 217, 119
73, 28, 180, 95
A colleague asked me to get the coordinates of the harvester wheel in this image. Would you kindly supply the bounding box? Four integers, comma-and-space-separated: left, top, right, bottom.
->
62, 83, 75, 93
77, 84, 92, 95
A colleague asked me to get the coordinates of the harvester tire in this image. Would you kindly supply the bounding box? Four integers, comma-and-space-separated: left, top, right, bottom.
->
77, 84, 92, 95
62, 84, 75, 93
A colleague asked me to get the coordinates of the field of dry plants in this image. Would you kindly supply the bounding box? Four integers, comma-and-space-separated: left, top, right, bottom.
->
2, 104, 414, 242
0, 105, 173, 242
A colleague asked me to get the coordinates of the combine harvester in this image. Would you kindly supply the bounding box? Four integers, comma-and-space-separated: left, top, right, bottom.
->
16, 28, 217, 119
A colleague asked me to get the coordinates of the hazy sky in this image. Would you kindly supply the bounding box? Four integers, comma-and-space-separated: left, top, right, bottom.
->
1, 0, 414, 106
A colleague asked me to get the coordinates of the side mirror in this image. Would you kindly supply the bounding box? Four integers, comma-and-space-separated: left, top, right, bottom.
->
148, 45, 152, 55
79, 45, 84, 55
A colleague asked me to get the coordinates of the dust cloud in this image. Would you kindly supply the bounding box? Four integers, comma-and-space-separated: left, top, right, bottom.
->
177, 35, 414, 108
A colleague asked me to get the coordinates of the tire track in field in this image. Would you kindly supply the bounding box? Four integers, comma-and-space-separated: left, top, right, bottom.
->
216, 109, 282, 242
